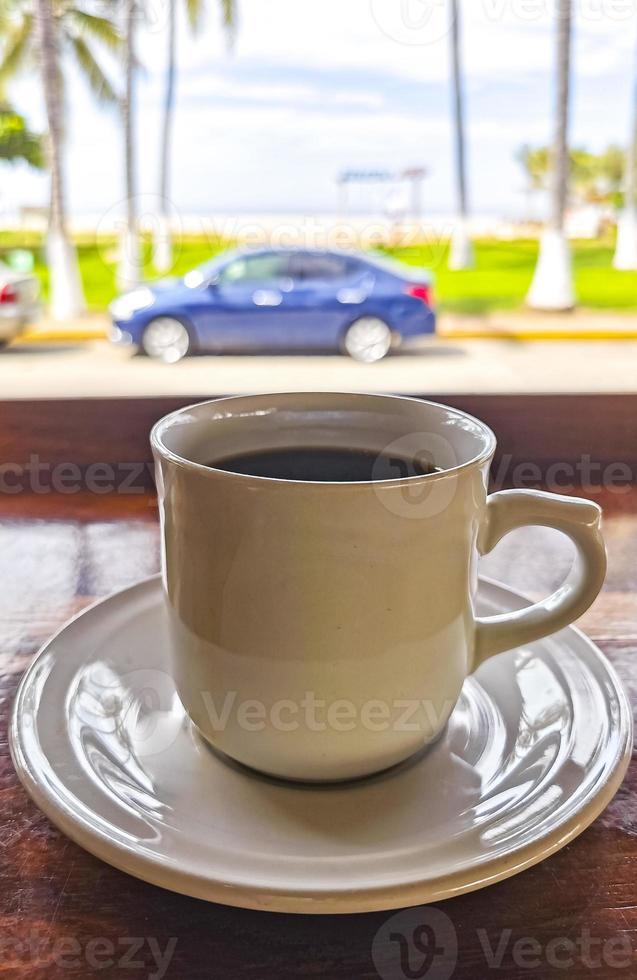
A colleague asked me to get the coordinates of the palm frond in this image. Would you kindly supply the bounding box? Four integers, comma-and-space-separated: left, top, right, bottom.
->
0, 0, 23, 33
220, 0, 236, 31
219, 0, 237, 29
218, 0, 237, 48
0, 3, 12, 36
0, 15, 34, 88
183, 0, 237, 41
184, 0, 203, 32
65, 9, 122, 50
69, 35, 119, 106
0, 104, 44, 168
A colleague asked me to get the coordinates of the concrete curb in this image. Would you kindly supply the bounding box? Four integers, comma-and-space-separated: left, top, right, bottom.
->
17, 326, 108, 344
438, 324, 637, 340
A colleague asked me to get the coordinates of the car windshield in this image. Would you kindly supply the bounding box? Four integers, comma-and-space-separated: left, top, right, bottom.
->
193, 250, 243, 283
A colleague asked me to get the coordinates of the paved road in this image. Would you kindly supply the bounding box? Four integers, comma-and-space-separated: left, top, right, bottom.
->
4, 336, 636, 397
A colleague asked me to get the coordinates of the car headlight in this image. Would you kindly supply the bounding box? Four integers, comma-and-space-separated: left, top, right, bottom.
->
109, 287, 155, 320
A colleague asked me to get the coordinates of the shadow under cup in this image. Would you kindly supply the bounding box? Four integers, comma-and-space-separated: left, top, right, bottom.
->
151, 392, 496, 782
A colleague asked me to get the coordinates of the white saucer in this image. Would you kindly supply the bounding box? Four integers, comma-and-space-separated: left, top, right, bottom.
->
10, 576, 632, 914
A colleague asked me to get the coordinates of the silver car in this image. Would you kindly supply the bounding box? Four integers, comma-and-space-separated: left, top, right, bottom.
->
0, 262, 40, 347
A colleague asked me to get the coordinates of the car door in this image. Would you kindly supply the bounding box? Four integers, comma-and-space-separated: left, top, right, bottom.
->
285, 253, 373, 348
199, 252, 294, 349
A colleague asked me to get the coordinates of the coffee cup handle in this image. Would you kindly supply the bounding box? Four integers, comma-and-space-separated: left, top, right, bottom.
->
473, 489, 607, 670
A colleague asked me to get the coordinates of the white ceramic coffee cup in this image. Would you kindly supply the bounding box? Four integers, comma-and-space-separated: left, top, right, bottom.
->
151, 392, 606, 782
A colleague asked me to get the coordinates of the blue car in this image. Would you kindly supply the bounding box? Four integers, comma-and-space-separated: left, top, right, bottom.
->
108, 248, 435, 363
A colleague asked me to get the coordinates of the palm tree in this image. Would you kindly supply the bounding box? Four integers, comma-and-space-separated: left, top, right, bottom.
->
0, 102, 43, 167
613, 29, 637, 269
527, 0, 575, 310
152, 0, 237, 272
0, 0, 120, 320
448, 0, 473, 270
117, 0, 141, 291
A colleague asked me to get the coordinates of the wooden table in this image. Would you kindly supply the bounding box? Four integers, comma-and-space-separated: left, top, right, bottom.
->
1, 420, 636, 978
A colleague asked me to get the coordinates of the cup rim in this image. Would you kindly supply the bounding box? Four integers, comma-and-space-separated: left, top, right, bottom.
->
150, 392, 497, 487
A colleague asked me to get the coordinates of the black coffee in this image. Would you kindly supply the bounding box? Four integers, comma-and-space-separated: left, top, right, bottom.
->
207, 447, 440, 482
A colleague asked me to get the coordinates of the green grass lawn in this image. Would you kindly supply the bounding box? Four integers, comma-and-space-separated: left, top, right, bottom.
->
390, 238, 637, 314
1, 232, 636, 315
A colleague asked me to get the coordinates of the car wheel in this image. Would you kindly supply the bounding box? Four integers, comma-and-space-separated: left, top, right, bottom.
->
141, 317, 191, 363
342, 317, 392, 363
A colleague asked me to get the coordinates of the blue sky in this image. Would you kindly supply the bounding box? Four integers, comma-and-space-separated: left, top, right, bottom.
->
2, 0, 637, 220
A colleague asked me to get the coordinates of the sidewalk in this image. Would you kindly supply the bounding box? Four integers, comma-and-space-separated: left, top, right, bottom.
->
16, 308, 637, 345
5, 335, 637, 396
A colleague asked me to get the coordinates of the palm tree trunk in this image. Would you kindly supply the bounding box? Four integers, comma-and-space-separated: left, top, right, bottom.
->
527, 0, 575, 309
40, 18, 64, 237
124, 0, 136, 226
35, 0, 85, 319
451, 0, 467, 221
118, 0, 141, 290
625, 87, 637, 219
153, 0, 176, 273
613, 27, 637, 269
551, 0, 572, 232
160, 0, 176, 206
448, 0, 474, 270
